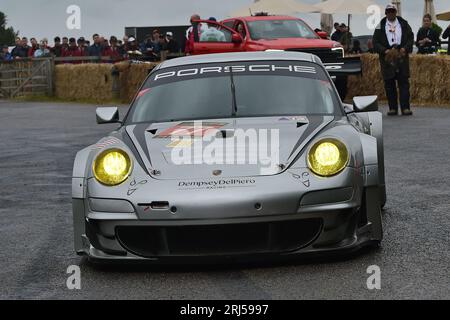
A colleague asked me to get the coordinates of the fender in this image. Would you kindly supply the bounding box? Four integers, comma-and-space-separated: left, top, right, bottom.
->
72, 147, 92, 199
72, 147, 92, 254
367, 111, 386, 206
358, 133, 379, 187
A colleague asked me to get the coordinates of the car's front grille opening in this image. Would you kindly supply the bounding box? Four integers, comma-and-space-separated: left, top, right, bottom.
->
116, 219, 323, 257
285, 48, 342, 62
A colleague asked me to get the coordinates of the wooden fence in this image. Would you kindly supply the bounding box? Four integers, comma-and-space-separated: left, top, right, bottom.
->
0, 54, 182, 99
0, 58, 53, 98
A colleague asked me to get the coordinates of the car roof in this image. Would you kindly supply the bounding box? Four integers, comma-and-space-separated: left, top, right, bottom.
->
224, 15, 300, 22
157, 51, 321, 70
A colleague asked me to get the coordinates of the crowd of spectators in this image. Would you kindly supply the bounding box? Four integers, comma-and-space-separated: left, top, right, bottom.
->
0, 31, 181, 63
329, 16, 450, 56
1, 14, 449, 63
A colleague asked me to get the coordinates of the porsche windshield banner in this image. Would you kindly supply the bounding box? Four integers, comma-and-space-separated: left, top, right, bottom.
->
148, 61, 328, 87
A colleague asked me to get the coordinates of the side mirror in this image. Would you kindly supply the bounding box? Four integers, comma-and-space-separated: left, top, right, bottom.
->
352, 96, 378, 113
343, 103, 354, 114
232, 33, 243, 44
317, 31, 328, 40
96, 107, 120, 124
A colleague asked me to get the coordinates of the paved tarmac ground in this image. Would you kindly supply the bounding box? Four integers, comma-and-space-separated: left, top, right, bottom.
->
0, 100, 449, 299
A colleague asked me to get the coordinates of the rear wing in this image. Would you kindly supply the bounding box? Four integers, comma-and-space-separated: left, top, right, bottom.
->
322, 56, 362, 77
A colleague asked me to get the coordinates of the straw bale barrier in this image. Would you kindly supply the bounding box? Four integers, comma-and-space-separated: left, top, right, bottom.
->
54, 63, 114, 102
348, 54, 450, 105
114, 61, 158, 102
53, 55, 450, 105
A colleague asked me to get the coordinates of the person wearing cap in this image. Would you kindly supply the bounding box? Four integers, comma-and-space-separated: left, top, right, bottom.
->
372, 4, 414, 116
1, 45, 13, 61
165, 32, 179, 53
151, 29, 162, 54
185, 14, 207, 55
51, 37, 63, 57
127, 37, 139, 52
416, 14, 440, 54
338, 23, 353, 53
62, 37, 83, 63
62, 37, 69, 51
34, 40, 51, 58
102, 36, 122, 61
331, 22, 342, 42
200, 17, 226, 42
77, 37, 88, 56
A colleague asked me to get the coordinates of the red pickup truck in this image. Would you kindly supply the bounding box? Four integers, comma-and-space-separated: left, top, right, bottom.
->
188, 14, 361, 99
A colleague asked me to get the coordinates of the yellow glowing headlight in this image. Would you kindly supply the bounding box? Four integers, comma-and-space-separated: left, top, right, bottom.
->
307, 139, 349, 177
93, 149, 132, 186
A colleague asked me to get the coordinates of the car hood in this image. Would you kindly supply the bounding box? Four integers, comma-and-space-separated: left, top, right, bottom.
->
125, 116, 334, 180
252, 38, 337, 50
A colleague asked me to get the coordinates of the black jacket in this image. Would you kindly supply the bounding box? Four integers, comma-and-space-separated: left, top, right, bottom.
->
331, 30, 342, 42
416, 27, 440, 54
372, 16, 414, 80
443, 27, 450, 55
11, 45, 29, 58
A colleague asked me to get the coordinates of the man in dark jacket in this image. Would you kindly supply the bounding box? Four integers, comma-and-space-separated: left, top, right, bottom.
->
331, 23, 342, 42
165, 32, 179, 53
416, 14, 440, 54
11, 37, 28, 58
372, 4, 414, 116
88, 34, 103, 57
443, 25, 450, 55
51, 37, 63, 57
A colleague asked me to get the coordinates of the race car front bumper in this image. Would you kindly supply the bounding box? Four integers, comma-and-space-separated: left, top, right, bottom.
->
73, 184, 381, 264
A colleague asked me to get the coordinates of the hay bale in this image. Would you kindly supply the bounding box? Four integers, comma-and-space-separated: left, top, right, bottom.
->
54, 63, 114, 103
347, 54, 386, 101
347, 54, 450, 105
52, 55, 449, 105
117, 62, 158, 103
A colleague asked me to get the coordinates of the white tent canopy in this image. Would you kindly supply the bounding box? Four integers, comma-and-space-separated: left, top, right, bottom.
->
230, 0, 318, 17
436, 10, 450, 21
313, 0, 378, 15
313, 0, 381, 30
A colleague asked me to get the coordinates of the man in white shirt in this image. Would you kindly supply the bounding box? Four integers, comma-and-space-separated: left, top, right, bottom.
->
200, 17, 226, 42
373, 4, 414, 116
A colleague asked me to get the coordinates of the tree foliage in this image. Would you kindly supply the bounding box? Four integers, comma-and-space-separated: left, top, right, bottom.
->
0, 11, 18, 46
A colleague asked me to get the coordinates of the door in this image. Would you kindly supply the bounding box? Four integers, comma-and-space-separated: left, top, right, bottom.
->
191, 20, 244, 55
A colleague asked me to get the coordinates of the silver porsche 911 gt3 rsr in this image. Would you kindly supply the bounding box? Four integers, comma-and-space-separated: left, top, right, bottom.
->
72, 51, 385, 263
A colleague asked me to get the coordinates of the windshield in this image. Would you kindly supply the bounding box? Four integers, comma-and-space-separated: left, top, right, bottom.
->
247, 19, 319, 40
126, 61, 339, 124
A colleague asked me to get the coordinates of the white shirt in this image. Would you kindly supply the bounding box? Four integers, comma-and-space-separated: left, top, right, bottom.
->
385, 18, 402, 47
185, 23, 207, 39
200, 27, 226, 42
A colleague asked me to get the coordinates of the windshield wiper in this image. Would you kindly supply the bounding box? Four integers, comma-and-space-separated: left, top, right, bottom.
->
229, 67, 238, 117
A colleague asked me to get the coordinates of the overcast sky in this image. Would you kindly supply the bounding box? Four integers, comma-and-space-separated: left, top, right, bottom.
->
2, 0, 449, 43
